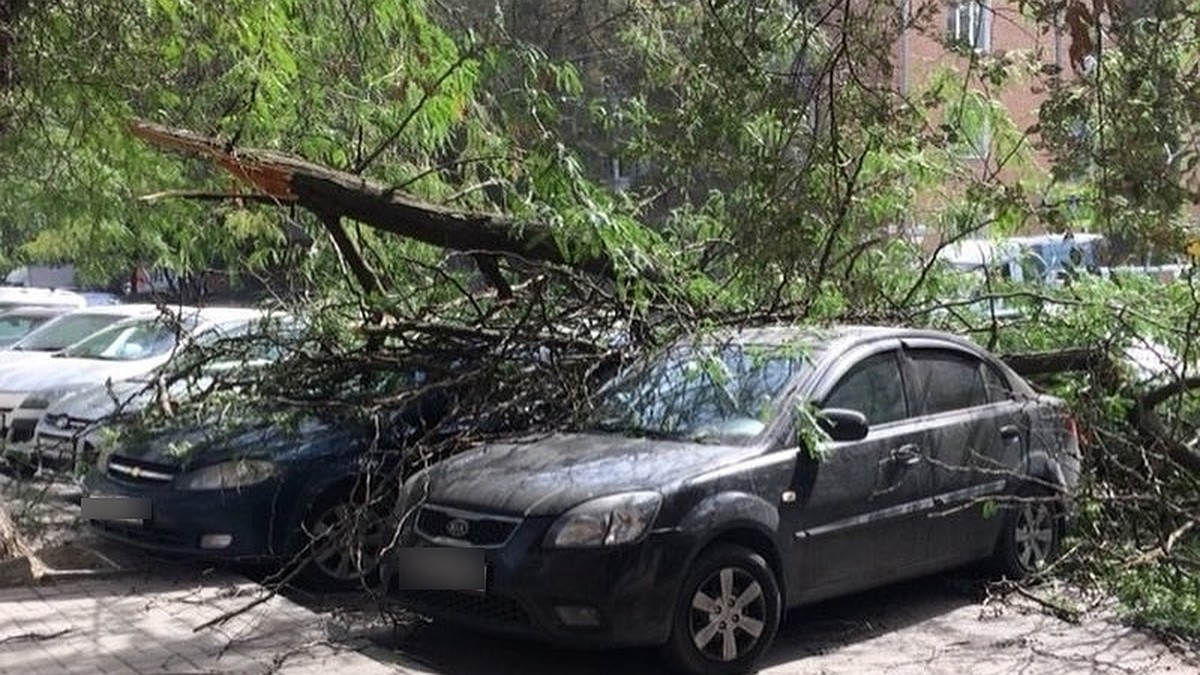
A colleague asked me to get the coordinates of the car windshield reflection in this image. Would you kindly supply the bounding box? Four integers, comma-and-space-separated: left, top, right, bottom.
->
583, 343, 802, 444
61, 319, 180, 361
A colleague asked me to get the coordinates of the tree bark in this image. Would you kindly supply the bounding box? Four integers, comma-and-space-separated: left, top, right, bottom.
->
0, 502, 47, 583
130, 120, 614, 278
999, 347, 1108, 377
1133, 378, 1200, 475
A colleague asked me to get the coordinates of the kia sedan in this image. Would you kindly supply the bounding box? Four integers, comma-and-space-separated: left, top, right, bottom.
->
385, 325, 1080, 675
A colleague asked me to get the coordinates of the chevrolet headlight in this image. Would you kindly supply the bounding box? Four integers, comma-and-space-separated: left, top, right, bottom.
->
175, 459, 278, 491
544, 492, 662, 548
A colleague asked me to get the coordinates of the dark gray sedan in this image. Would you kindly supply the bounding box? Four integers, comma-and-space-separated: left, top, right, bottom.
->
387, 325, 1080, 675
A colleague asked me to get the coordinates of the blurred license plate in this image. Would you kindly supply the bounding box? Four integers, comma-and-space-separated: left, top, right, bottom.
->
81, 496, 152, 523
390, 548, 486, 591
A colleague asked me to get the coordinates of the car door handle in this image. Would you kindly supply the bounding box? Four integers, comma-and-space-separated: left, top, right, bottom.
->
890, 444, 922, 466
999, 424, 1021, 442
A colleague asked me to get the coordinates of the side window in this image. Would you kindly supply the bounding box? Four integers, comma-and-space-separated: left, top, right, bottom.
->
906, 348, 989, 414
983, 364, 1013, 402
823, 351, 907, 426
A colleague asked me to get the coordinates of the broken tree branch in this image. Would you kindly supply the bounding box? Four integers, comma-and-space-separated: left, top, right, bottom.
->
130, 120, 615, 278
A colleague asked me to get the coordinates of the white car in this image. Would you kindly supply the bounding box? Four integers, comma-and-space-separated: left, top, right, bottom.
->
34, 315, 295, 465
0, 306, 77, 348
0, 306, 266, 444
0, 304, 162, 369
0, 286, 88, 310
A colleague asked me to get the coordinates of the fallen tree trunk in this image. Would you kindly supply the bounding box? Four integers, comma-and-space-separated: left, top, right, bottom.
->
1000, 347, 1108, 377
131, 121, 1197, 476
1002, 347, 1200, 476
1134, 377, 1200, 476
129, 121, 614, 278
0, 502, 48, 584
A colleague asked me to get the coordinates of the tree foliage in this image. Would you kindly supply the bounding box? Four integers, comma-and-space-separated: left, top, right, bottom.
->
0, 0, 1198, 641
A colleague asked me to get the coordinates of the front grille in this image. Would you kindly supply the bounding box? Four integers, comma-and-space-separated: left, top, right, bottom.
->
106, 456, 178, 484
396, 590, 531, 626
42, 414, 90, 433
415, 505, 520, 547
91, 520, 193, 548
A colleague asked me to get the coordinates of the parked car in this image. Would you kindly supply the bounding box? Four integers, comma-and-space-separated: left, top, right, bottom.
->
0, 304, 161, 370
0, 306, 264, 443
4, 264, 76, 289
0, 286, 87, 309
33, 312, 296, 467
81, 369, 456, 588
382, 325, 1080, 675
0, 306, 77, 348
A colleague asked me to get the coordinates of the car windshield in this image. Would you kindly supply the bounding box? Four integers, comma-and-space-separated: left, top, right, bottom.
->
61, 319, 181, 361
13, 313, 130, 351
0, 313, 49, 345
583, 342, 803, 444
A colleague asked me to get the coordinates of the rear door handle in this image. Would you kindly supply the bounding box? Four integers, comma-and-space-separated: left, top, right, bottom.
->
1000, 424, 1021, 442
890, 444, 922, 466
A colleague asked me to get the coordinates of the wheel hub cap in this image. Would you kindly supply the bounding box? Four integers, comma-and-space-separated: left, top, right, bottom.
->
689, 566, 767, 662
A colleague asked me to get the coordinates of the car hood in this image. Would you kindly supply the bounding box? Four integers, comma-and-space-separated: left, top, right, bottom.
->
115, 417, 354, 469
0, 350, 54, 369
46, 379, 151, 421
0, 356, 166, 393
414, 432, 755, 517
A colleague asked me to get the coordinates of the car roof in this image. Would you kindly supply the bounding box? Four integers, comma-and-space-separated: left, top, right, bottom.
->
100, 305, 266, 331
61, 303, 163, 317
708, 324, 949, 344
0, 305, 75, 319
705, 324, 989, 357
0, 287, 88, 307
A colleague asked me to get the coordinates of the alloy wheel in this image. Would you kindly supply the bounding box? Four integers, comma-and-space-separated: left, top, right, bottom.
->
309, 503, 387, 581
688, 566, 768, 662
1012, 498, 1056, 571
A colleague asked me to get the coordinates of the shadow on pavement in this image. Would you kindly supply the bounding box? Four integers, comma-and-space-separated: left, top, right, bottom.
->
319, 573, 987, 675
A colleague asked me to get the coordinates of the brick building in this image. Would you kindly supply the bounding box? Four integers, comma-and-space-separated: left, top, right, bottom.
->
896, 0, 1069, 175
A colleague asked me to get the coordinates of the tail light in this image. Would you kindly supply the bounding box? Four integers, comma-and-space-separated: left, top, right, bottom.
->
1066, 412, 1085, 449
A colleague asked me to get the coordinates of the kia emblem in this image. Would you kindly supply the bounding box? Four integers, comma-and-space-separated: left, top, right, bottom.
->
445, 518, 470, 539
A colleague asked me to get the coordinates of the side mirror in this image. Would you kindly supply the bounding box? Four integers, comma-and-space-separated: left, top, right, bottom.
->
817, 408, 869, 442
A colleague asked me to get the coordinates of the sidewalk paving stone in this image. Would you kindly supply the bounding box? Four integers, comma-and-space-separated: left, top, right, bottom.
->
0, 570, 402, 674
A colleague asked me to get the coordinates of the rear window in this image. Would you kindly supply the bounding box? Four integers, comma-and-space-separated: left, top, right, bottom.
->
906, 349, 988, 414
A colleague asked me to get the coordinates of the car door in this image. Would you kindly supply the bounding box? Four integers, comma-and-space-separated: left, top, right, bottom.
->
902, 343, 1027, 566
790, 346, 936, 594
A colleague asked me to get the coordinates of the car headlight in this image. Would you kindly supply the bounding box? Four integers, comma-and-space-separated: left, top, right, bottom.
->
544, 492, 662, 548
20, 388, 76, 410
174, 459, 278, 491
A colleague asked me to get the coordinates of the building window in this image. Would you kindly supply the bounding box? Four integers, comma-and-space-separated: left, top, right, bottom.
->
947, 1, 991, 53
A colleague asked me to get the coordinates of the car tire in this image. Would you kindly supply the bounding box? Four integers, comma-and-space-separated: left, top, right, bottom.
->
991, 484, 1064, 580
661, 543, 782, 675
296, 491, 391, 591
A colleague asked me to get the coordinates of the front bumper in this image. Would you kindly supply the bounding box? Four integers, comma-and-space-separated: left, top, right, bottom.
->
82, 469, 299, 561
388, 508, 691, 648
34, 422, 97, 465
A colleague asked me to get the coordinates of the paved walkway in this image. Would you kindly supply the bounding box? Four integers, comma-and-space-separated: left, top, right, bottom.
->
0, 570, 400, 674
